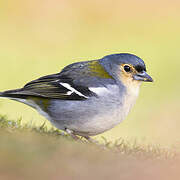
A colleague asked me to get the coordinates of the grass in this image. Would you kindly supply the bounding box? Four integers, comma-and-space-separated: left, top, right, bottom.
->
0, 115, 180, 179
0, 114, 178, 158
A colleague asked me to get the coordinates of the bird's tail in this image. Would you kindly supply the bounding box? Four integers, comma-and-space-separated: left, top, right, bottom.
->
0, 89, 27, 99
0, 89, 35, 109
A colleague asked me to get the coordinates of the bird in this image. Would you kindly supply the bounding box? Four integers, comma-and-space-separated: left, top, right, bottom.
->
0, 53, 153, 141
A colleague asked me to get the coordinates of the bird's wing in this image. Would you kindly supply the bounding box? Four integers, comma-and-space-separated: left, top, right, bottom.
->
21, 72, 97, 100
1, 60, 115, 100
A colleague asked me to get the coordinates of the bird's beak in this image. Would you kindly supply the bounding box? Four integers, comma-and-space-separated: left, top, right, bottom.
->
133, 71, 153, 82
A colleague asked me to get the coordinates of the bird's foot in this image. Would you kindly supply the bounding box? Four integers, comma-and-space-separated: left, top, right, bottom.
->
65, 128, 80, 140
65, 129, 106, 149
83, 136, 99, 144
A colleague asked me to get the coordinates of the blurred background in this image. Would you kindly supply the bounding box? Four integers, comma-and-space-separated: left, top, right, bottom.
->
0, 0, 179, 146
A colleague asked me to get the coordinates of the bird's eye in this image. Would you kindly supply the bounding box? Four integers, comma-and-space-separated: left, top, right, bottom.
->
124, 65, 131, 72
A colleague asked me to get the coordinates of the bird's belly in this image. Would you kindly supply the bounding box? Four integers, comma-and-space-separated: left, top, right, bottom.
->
73, 110, 124, 136
68, 94, 138, 136
74, 102, 134, 136
50, 101, 131, 136
39, 89, 138, 136
51, 109, 122, 136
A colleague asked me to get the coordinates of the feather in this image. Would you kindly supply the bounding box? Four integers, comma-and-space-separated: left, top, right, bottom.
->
0, 60, 115, 101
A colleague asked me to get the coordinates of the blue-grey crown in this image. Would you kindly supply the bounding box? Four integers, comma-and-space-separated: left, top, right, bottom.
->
100, 53, 146, 75
104, 53, 145, 68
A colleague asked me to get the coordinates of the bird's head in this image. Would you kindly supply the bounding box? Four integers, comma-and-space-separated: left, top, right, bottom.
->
101, 53, 153, 86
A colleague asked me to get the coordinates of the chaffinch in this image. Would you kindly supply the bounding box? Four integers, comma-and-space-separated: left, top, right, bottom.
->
0, 53, 153, 141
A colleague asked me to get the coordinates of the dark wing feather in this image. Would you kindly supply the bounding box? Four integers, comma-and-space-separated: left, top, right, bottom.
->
18, 73, 90, 100
1, 60, 115, 100
2, 73, 95, 100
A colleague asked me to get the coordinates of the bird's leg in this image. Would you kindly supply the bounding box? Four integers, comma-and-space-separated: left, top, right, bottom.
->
83, 136, 99, 144
65, 128, 80, 140
65, 129, 99, 144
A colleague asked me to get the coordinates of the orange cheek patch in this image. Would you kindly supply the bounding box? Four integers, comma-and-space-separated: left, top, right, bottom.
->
118, 66, 141, 90
119, 66, 133, 83
119, 71, 133, 86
